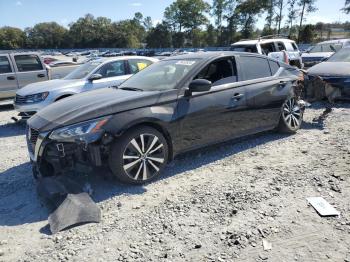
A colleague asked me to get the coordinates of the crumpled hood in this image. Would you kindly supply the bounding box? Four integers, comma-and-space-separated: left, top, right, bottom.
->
17, 79, 84, 96
308, 62, 350, 77
28, 88, 160, 132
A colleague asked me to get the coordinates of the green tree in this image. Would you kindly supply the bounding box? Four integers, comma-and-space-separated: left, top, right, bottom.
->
146, 23, 172, 48
265, 0, 276, 34
26, 22, 68, 48
342, 0, 350, 13
206, 24, 217, 46
164, 0, 210, 32
286, 0, 298, 36
222, 0, 239, 44
299, 24, 316, 43
235, 0, 269, 39
212, 0, 229, 42
297, 0, 318, 43
275, 0, 286, 34
143, 16, 153, 31
0, 26, 26, 49
68, 14, 98, 48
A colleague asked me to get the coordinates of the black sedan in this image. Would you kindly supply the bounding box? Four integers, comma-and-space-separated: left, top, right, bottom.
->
26, 52, 304, 184
307, 47, 350, 99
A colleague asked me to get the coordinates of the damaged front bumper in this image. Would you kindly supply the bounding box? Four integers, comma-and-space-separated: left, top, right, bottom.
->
26, 126, 112, 178
305, 75, 350, 101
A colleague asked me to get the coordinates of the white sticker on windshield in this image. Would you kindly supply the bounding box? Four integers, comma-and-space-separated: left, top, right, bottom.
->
176, 60, 196, 66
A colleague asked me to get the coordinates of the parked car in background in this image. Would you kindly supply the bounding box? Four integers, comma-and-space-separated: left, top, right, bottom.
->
0, 53, 49, 104
302, 39, 350, 68
47, 61, 81, 79
0, 52, 82, 105
307, 47, 350, 100
231, 36, 303, 68
26, 51, 304, 184
14, 56, 158, 119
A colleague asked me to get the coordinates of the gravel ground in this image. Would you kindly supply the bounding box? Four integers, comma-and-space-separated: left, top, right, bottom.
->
0, 102, 349, 262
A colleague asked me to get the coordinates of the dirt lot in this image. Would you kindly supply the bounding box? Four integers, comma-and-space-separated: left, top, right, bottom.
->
0, 102, 349, 262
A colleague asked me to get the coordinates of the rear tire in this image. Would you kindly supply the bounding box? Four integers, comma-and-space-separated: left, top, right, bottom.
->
277, 97, 303, 133
108, 126, 169, 185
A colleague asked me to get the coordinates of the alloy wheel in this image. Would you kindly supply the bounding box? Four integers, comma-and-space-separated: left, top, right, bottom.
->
282, 98, 302, 129
122, 133, 165, 181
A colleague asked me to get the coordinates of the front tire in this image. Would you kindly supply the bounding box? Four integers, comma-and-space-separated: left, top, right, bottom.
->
277, 97, 303, 133
109, 126, 169, 185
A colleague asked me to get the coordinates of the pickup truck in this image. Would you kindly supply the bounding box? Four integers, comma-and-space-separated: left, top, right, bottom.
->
0, 52, 78, 104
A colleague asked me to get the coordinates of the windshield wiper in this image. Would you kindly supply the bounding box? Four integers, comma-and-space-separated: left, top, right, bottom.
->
119, 87, 144, 92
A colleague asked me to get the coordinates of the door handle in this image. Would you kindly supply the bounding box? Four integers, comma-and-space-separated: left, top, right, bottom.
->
7, 76, 16, 80
232, 93, 244, 101
37, 73, 46, 78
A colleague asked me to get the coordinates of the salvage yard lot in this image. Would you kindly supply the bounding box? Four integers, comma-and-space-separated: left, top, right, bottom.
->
0, 103, 349, 262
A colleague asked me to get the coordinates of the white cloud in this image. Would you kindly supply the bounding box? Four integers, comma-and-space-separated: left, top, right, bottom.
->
130, 2, 142, 7
15, 1, 22, 6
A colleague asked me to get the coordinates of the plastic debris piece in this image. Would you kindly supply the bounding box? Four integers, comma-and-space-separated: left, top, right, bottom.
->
307, 197, 340, 217
262, 239, 272, 250
48, 193, 101, 234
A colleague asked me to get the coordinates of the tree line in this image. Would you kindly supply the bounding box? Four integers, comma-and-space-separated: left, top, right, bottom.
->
0, 0, 349, 49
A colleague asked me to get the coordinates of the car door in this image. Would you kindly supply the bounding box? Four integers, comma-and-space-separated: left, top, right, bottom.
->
87, 60, 129, 90
12, 54, 48, 88
0, 55, 18, 100
176, 57, 248, 150
236, 55, 290, 131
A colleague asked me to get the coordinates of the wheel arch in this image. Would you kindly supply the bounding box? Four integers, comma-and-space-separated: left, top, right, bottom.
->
54, 93, 75, 101
113, 120, 174, 161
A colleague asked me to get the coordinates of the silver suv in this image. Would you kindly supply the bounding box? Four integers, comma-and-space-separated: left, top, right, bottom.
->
231, 36, 303, 68
0, 53, 49, 104
14, 56, 158, 119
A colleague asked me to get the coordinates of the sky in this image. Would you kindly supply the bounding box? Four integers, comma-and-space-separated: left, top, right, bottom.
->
0, 0, 348, 30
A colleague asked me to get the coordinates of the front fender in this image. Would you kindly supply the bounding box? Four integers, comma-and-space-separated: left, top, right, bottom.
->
103, 103, 178, 138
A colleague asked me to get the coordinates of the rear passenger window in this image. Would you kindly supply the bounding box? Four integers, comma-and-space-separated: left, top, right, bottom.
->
96, 60, 126, 78
129, 59, 153, 74
14, 55, 43, 72
268, 60, 280, 75
0, 56, 12, 74
240, 56, 272, 80
194, 58, 237, 86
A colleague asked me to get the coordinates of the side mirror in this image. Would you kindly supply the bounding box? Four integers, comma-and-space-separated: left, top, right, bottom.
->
188, 79, 212, 93
88, 74, 102, 82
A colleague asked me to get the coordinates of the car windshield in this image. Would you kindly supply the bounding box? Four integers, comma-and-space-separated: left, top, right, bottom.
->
309, 43, 342, 53
64, 61, 103, 80
119, 59, 199, 91
327, 48, 350, 62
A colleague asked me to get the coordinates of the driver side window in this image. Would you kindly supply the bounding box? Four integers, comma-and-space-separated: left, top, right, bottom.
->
194, 58, 237, 86
96, 60, 126, 78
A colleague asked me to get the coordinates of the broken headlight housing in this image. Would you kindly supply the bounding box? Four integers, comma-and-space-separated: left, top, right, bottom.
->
49, 117, 110, 142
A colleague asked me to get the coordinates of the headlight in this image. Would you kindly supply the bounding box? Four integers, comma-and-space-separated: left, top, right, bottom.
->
49, 117, 110, 142
26, 92, 49, 103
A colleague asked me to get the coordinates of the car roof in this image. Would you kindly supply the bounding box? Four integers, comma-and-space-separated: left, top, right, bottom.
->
0, 51, 41, 55
92, 56, 159, 63
161, 51, 271, 61
232, 38, 296, 46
